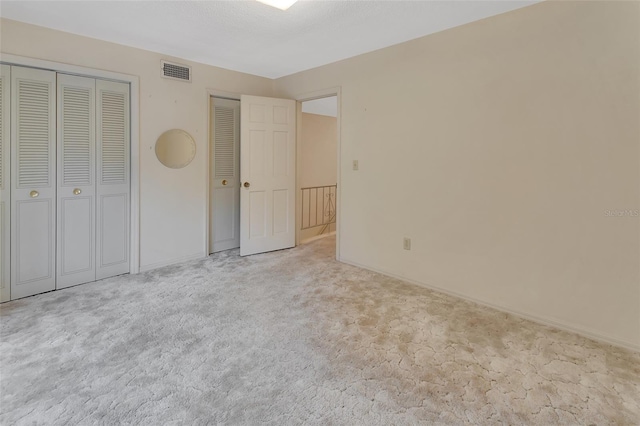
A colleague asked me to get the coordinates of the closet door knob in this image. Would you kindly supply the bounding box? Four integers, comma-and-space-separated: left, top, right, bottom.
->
222, 179, 228, 186
243, 182, 250, 188
29, 190, 39, 198
73, 188, 82, 195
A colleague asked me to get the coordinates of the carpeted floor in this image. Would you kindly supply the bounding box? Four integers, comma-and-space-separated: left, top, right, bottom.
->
1, 235, 639, 425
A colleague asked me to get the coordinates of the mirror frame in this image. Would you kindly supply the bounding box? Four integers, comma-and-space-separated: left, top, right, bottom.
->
155, 129, 197, 169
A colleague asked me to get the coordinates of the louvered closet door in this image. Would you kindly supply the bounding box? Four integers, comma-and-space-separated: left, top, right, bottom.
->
10, 67, 57, 299
210, 97, 240, 253
0, 65, 10, 303
96, 79, 130, 280
56, 74, 96, 289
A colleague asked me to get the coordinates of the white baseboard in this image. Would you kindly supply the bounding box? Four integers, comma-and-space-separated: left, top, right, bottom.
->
139, 252, 205, 273
300, 231, 336, 245
340, 257, 640, 353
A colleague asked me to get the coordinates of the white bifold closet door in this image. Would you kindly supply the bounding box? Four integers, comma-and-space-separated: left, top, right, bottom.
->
6, 69, 130, 300
95, 79, 130, 280
10, 66, 57, 299
56, 75, 130, 288
0, 65, 10, 303
56, 74, 96, 288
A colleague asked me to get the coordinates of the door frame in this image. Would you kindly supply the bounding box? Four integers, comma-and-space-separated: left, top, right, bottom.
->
295, 87, 342, 261
205, 88, 342, 260
0, 54, 141, 274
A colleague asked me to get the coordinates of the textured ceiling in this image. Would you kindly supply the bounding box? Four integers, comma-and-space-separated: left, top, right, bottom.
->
0, 0, 538, 79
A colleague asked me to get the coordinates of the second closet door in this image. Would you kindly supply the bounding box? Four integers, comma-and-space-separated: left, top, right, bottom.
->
56, 74, 96, 288
95, 79, 130, 280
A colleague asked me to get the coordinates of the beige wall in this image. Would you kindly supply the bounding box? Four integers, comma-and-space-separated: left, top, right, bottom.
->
300, 112, 337, 241
275, 1, 640, 349
300, 112, 337, 188
0, 18, 274, 270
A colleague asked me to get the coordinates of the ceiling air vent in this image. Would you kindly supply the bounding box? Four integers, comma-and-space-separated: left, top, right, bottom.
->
161, 60, 192, 82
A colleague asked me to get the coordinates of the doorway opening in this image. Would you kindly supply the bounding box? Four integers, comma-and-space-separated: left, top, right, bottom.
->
298, 96, 338, 253
208, 91, 338, 259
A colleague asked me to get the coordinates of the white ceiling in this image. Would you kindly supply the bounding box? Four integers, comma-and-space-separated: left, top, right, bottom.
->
302, 96, 337, 117
0, 0, 538, 79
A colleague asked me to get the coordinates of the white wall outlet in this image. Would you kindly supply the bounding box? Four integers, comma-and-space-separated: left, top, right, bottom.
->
352, 160, 359, 171
403, 237, 411, 250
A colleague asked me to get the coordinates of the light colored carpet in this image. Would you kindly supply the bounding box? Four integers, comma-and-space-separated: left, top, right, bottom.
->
1, 235, 639, 425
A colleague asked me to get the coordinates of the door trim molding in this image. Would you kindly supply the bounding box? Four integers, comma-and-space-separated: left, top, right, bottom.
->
294, 87, 342, 261
0, 54, 141, 274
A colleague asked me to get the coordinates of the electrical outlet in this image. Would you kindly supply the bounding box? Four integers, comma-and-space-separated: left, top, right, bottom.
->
352, 160, 359, 171
403, 237, 411, 250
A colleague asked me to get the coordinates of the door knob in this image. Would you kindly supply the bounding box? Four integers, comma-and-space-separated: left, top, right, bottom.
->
73, 188, 82, 195
29, 190, 39, 198
222, 179, 228, 186
243, 182, 250, 188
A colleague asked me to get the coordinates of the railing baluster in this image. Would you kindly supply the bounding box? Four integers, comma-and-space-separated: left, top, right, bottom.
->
301, 184, 337, 231
308, 188, 311, 228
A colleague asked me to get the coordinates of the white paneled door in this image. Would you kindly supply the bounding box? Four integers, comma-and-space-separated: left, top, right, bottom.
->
210, 97, 240, 254
0, 65, 10, 302
56, 74, 96, 288
10, 66, 57, 299
240, 95, 296, 256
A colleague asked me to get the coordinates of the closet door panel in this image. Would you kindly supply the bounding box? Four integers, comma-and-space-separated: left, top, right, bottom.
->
16, 200, 53, 281
56, 74, 96, 289
10, 66, 56, 299
99, 193, 127, 265
0, 65, 10, 302
96, 79, 130, 280
60, 197, 93, 272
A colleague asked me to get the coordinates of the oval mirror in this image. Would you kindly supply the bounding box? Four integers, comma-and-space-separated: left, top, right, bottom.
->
155, 129, 196, 169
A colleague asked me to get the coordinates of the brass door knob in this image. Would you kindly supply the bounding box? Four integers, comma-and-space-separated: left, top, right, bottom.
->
243, 182, 250, 188
73, 188, 82, 195
221, 179, 228, 186
29, 190, 39, 198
